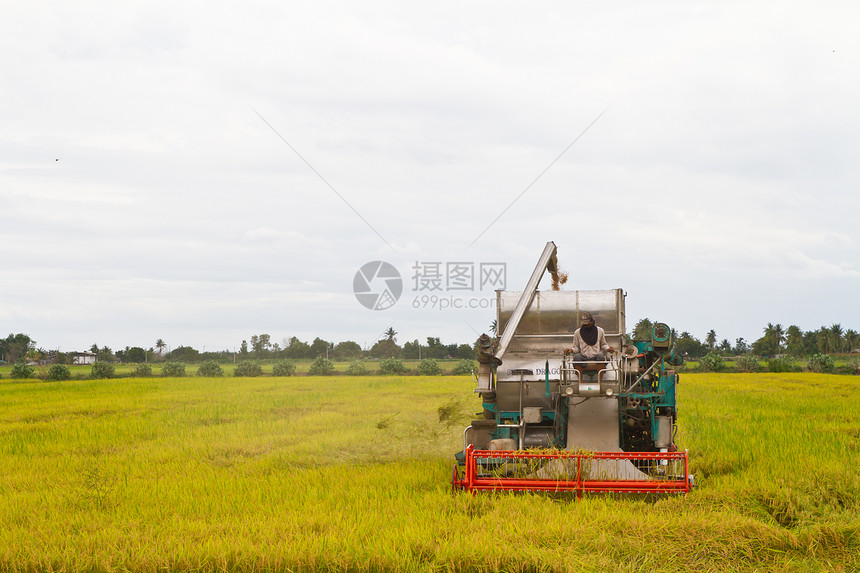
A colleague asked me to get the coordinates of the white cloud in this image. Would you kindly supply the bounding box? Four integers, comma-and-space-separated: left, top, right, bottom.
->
2, 1, 859, 349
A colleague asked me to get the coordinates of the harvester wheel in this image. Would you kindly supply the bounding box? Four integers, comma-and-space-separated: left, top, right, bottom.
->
451, 464, 461, 493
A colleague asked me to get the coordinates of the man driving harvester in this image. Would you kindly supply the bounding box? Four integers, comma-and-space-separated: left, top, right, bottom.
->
567, 311, 615, 362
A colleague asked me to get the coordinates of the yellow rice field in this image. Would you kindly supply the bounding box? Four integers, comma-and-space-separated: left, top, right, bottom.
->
0, 373, 858, 572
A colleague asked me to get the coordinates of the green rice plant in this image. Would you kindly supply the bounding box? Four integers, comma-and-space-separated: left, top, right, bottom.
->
345, 359, 368, 376
806, 353, 834, 373
766, 355, 799, 372
699, 351, 725, 372
196, 360, 224, 377
734, 355, 760, 373
436, 397, 469, 428
132, 363, 153, 377
10, 363, 34, 379
272, 359, 297, 376
234, 361, 263, 377
46, 364, 71, 381
90, 362, 115, 379
161, 362, 186, 377
451, 359, 477, 375
307, 357, 335, 376
379, 357, 405, 375
416, 358, 441, 376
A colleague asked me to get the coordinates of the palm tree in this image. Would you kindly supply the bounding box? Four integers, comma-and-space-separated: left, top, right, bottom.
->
155, 339, 166, 357
845, 329, 859, 354
706, 330, 717, 350
773, 324, 785, 354
384, 327, 397, 343
816, 326, 830, 353
762, 323, 776, 355
632, 318, 654, 341
785, 325, 804, 357
830, 324, 844, 354
761, 323, 785, 356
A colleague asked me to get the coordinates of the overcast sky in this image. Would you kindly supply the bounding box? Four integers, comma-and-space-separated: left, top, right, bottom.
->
2, 1, 859, 353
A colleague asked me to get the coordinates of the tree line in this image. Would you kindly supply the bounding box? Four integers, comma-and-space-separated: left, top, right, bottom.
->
4, 319, 858, 368
631, 319, 859, 359
0, 328, 475, 365
0, 334, 36, 364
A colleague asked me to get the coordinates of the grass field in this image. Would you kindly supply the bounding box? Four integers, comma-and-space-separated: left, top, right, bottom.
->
0, 359, 470, 379
1, 373, 858, 572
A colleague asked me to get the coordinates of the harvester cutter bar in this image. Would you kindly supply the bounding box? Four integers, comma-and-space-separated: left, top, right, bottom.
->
455, 445, 690, 496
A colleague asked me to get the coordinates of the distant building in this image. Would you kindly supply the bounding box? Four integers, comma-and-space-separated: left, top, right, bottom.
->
38, 352, 59, 365
71, 352, 97, 365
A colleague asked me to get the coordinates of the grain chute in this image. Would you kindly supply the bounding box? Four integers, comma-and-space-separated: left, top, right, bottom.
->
453, 242, 692, 495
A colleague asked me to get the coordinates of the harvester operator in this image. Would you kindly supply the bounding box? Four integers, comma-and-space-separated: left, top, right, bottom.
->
568, 311, 615, 362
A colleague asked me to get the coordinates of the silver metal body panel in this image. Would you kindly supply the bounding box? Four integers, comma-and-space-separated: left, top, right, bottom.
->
567, 398, 621, 451
566, 397, 649, 480
493, 381, 556, 411
496, 289, 626, 383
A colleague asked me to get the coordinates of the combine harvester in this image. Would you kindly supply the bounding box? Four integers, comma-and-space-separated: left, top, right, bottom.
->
453, 242, 693, 496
